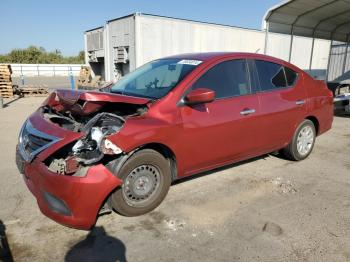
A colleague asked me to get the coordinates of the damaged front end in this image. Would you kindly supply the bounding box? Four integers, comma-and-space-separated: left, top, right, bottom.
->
37, 90, 150, 176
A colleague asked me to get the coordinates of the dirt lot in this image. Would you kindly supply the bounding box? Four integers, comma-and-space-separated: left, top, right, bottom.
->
0, 97, 349, 262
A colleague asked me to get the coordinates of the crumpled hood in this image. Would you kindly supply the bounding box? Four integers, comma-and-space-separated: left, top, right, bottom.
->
45, 89, 150, 116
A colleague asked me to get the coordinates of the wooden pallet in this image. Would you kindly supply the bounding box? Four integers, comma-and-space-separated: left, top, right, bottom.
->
0, 88, 13, 93
0, 86, 12, 89
18, 87, 49, 97
0, 87, 12, 91
0, 94, 14, 99
0, 76, 11, 80
77, 66, 92, 85
0, 64, 12, 74
0, 88, 13, 98
0, 86, 13, 92
0, 65, 13, 98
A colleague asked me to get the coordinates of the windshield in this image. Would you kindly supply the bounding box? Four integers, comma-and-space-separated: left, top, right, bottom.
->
110, 59, 201, 99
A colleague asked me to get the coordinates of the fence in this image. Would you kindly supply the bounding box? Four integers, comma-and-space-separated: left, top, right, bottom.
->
10, 64, 84, 77
327, 42, 350, 82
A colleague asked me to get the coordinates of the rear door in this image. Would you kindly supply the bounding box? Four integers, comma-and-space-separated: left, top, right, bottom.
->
178, 59, 261, 175
252, 59, 307, 151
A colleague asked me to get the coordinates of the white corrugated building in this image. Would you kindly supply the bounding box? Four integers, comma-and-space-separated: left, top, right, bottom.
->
84, 13, 331, 82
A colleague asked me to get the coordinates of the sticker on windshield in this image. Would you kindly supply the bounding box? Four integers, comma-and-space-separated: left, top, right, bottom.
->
177, 60, 202, 66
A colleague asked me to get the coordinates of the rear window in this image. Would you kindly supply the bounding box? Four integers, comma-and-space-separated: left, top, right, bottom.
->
284, 66, 298, 86
255, 60, 287, 91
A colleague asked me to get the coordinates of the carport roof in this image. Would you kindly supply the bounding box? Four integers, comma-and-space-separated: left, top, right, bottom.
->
264, 0, 350, 42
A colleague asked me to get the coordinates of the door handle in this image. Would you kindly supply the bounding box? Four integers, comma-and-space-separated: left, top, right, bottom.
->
295, 100, 306, 105
240, 109, 256, 115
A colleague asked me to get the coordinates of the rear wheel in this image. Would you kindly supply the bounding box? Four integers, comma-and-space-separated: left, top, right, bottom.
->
282, 119, 316, 161
109, 149, 171, 216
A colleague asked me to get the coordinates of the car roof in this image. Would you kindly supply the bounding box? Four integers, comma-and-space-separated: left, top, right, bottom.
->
161, 52, 300, 71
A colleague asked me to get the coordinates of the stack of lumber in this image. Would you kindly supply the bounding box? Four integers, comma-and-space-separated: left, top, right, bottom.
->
77, 66, 92, 86
77, 66, 103, 89
0, 64, 13, 98
78, 76, 102, 90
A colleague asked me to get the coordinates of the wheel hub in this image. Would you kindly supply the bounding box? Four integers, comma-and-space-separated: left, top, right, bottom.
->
296, 126, 314, 156
122, 164, 161, 206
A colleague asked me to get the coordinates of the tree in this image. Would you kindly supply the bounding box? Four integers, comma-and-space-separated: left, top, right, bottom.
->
0, 46, 84, 64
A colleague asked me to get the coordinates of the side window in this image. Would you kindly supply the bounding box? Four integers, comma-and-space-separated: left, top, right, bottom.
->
284, 66, 298, 86
191, 59, 250, 99
255, 60, 287, 91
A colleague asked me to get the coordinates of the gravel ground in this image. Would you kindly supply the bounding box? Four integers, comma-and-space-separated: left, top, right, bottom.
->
0, 96, 349, 262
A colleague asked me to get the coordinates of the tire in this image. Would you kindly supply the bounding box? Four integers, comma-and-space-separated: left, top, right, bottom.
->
282, 119, 316, 161
108, 149, 171, 216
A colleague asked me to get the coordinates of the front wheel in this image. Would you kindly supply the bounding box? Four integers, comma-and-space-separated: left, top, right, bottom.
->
282, 119, 316, 161
108, 149, 171, 216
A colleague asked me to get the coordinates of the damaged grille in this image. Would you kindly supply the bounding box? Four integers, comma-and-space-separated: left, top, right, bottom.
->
18, 120, 61, 162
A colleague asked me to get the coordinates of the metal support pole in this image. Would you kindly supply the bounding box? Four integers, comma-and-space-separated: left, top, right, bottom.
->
20, 65, 25, 86
325, 40, 333, 82
264, 22, 269, 55
69, 67, 75, 91
21, 74, 25, 86
288, 30, 294, 63
309, 38, 315, 70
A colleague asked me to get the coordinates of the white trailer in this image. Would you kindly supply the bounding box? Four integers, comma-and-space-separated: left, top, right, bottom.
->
84, 13, 331, 82
84, 26, 106, 80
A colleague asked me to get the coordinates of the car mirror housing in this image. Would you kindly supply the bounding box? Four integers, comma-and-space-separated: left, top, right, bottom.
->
185, 88, 215, 105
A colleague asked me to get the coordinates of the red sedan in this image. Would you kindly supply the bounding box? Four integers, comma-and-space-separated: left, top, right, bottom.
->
16, 52, 333, 229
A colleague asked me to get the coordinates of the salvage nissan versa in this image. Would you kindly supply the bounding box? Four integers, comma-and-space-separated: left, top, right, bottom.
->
16, 53, 333, 229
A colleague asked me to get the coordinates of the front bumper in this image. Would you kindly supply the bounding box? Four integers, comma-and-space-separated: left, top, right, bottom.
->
16, 148, 122, 230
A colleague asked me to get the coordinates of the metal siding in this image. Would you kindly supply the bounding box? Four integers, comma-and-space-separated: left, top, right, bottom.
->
104, 23, 110, 81
266, 33, 291, 61
264, 0, 350, 42
327, 42, 350, 81
136, 15, 266, 67
106, 16, 135, 81
86, 29, 104, 51
86, 13, 332, 80
290, 36, 313, 69
311, 39, 331, 69
84, 34, 88, 65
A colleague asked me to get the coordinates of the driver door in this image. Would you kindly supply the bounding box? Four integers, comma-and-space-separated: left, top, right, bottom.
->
178, 59, 261, 175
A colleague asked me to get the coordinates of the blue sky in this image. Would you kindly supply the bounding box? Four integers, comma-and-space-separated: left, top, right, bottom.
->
0, 0, 281, 56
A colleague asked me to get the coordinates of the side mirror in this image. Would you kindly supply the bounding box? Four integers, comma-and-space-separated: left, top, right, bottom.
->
185, 88, 215, 105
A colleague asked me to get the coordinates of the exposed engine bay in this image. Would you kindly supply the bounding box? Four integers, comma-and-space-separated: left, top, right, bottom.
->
41, 90, 149, 175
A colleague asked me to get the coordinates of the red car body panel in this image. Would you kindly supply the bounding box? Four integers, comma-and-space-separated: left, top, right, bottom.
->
22, 159, 122, 229
303, 77, 334, 135
54, 89, 150, 104
16, 52, 333, 229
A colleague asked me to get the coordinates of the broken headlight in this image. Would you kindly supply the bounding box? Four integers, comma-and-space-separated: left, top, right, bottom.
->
72, 113, 124, 165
